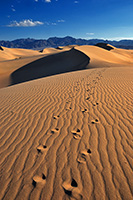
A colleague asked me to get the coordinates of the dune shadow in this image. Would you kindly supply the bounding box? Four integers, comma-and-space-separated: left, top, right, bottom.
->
10, 48, 90, 86
0, 46, 4, 51
95, 43, 114, 51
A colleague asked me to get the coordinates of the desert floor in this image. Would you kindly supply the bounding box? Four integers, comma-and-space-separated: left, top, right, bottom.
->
0, 45, 133, 200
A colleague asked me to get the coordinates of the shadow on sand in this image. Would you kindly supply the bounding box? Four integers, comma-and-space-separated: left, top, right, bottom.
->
95, 43, 114, 51
10, 48, 90, 86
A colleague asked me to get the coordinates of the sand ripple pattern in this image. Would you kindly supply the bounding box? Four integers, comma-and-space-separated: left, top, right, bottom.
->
0, 67, 133, 200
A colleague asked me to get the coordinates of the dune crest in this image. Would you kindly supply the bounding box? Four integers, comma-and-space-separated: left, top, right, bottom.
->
10, 48, 90, 86
75, 45, 133, 67
95, 43, 114, 51
0, 45, 133, 89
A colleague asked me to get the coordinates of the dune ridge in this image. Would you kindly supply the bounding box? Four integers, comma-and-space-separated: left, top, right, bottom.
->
10, 48, 90, 86
0, 45, 133, 199
0, 45, 133, 89
0, 64, 133, 199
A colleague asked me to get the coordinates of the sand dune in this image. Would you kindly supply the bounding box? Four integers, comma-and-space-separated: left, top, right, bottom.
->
0, 55, 47, 88
75, 45, 133, 68
95, 43, 114, 51
0, 46, 45, 62
0, 47, 69, 88
0, 45, 133, 199
0, 45, 133, 89
10, 48, 90, 86
0, 65, 132, 200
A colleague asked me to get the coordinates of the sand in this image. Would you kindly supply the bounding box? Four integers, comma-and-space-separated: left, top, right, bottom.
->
0, 45, 133, 200
0, 46, 69, 88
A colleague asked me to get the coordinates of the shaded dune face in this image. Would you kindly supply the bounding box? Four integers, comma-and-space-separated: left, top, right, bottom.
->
95, 43, 114, 51
11, 48, 90, 86
0, 46, 4, 51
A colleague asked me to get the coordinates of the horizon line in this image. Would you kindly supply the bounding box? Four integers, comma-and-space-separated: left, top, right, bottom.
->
1, 36, 133, 42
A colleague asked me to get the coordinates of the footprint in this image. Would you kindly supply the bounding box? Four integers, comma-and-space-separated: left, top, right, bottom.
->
93, 102, 99, 106
32, 173, 46, 187
86, 97, 90, 100
62, 179, 82, 199
76, 128, 80, 133
37, 145, 47, 153
51, 128, 59, 134
71, 129, 82, 140
77, 150, 91, 164
66, 107, 72, 110
91, 119, 99, 124
53, 115, 60, 119
77, 152, 87, 164
71, 178, 78, 187
81, 108, 87, 113
87, 149, 91, 154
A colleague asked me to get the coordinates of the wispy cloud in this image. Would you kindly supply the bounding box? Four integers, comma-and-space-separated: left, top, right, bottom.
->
11, 5, 16, 12
7, 19, 44, 27
74, 1, 79, 3
104, 37, 133, 41
44, 20, 65, 26
12, 8, 16, 12
51, 22, 57, 25
57, 20, 65, 23
86, 33, 94, 36
45, 0, 51, 2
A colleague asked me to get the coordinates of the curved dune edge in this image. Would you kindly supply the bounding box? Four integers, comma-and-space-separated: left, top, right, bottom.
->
95, 43, 114, 51
10, 45, 133, 87
10, 48, 90, 86
75, 45, 133, 67
0, 46, 46, 62
0, 46, 67, 88
0, 66, 133, 200
0, 45, 133, 89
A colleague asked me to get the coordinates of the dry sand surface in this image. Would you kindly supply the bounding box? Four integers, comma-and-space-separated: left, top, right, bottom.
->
0, 46, 68, 88
0, 45, 133, 200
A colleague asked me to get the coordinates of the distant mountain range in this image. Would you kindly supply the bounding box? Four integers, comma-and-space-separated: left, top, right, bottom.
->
0, 36, 133, 50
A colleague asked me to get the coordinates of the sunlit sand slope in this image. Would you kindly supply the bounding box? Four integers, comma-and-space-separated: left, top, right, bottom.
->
75, 45, 133, 67
0, 46, 67, 88
0, 46, 45, 62
0, 66, 132, 200
0, 45, 133, 89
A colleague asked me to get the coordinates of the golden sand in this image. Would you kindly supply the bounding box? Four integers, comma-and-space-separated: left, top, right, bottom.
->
0, 45, 133, 200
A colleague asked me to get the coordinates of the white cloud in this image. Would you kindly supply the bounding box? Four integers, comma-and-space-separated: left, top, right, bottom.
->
7, 19, 44, 27
11, 5, 16, 12
35, 0, 38, 2
104, 37, 133, 41
86, 33, 94, 36
12, 8, 16, 12
57, 20, 65, 23
45, 0, 51, 2
51, 22, 57, 25
74, 1, 79, 3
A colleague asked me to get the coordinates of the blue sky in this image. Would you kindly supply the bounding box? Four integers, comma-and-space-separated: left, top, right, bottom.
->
0, 0, 133, 40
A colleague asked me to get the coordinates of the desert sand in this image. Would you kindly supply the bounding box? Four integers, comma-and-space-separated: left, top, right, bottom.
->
0, 44, 133, 200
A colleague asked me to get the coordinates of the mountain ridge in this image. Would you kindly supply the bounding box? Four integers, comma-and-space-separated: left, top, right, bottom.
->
0, 36, 133, 50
